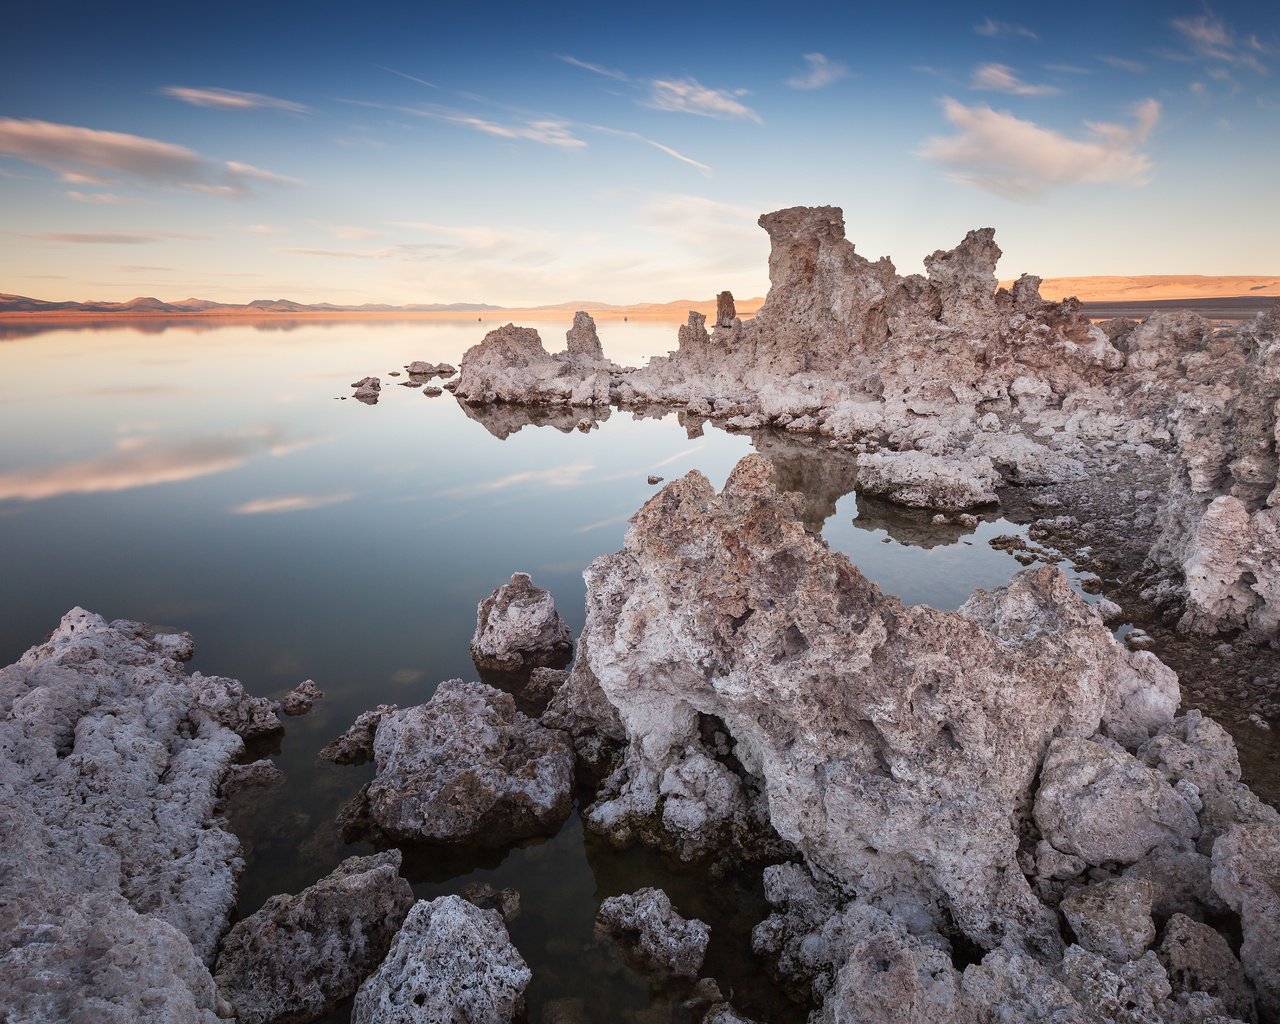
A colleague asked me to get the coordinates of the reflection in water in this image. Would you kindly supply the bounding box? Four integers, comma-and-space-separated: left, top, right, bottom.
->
753, 431, 860, 532
460, 400, 611, 439
850, 492, 985, 549
0, 426, 311, 501
231, 492, 354, 515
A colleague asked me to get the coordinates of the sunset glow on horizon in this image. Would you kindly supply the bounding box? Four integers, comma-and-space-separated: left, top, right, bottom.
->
2, 0, 1277, 306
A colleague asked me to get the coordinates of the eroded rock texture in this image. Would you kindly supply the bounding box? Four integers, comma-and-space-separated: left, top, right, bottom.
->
0, 609, 276, 1022
560, 457, 1278, 1022
594, 887, 710, 979
351, 896, 531, 1024
213, 851, 414, 1024
351, 679, 574, 846
470, 571, 574, 672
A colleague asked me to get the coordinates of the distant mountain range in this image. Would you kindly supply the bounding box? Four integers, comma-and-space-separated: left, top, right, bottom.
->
0, 294, 506, 314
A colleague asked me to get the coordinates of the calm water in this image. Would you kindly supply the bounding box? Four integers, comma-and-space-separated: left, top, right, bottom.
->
0, 318, 1099, 1022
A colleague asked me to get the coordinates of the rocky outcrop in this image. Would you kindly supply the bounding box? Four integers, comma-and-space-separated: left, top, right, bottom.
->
594, 887, 710, 979
351, 896, 531, 1024
351, 376, 380, 403
454, 316, 613, 407
565, 309, 604, 360
561, 457, 1277, 1021
280, 678, 323, 716
214, 851, 414, 1024
352, 679, 573, 846
855, 450, 999, 511
470, 572, 574, 672
0, 609, 279, 1021
715, 290, 736, 328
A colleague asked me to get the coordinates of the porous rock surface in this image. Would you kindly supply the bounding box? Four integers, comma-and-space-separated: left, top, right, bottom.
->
594, 887, 711, 979
213, 851, 414, 1024
453, 205, 1280, 641
352, 679, 573, 846
351, 895, 531, 1024
557, 457, 1277, 1022
470, 571, 574, 672
0, 608, 279, 1022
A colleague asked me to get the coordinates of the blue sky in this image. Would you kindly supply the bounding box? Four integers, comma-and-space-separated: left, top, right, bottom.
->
1, 0, 1276, 304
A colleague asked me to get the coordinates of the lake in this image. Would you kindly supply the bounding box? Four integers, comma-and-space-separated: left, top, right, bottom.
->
0, 316, 1107, 1022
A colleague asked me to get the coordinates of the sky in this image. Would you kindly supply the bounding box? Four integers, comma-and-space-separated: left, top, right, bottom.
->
1, 0, 1277, 306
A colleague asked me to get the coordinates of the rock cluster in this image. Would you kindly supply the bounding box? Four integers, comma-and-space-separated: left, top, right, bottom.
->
351, 896, 531, 1024
450, 205, 1280, 644
556, 457, 1279, 1022
213, 851, 414, 1023
0, 609, 281, 1021
470, 571, 574, 672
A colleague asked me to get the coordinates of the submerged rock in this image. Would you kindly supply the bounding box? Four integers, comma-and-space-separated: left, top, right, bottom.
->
280, 678, 323, 716
595, 887, 710, 979
351, 896, 531, 1024
0, 609, 275, 1020
214, 851, 414, 1024
361, 679, 573, 846
470, 571, 573, 672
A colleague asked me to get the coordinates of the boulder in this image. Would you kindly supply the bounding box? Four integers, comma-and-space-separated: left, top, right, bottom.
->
1059, 878, 1156, 962
214, 851, 414, 1024
856, 451, 999, 511
470, 572, 573, 672
351, 896, 531, 1024
595, 887, 710, 979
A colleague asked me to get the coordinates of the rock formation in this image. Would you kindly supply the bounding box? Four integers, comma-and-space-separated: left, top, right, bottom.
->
351, 896, 531, 1024
551, 457, 1278, 1021
213, 851, 414, 1024
594, 887, 711, 979
450, 206, 1280, 644
716, 290, 736, 328
471, 571, 574, 672
341, 679, 573, 846
0, 609, 282, 1021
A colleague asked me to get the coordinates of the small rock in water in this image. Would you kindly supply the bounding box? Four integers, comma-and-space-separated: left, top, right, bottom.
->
462, 881, 522, 922
280, 678, 323, 716
648, 475, 664, 485
388, 371, 401, 377
471, 572, 573, 673
423, 385, 442, 397
595, 887, 710, 979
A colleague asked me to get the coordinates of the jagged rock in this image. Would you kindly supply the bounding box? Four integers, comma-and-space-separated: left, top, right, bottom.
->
1034, 736, 1200, 866
1211, 823, 1280, 1019
454, 324, 611, 407
0, 609, 273, 1020
405, 360, 456, 378
1060, 878, 1156, 962
520, 666, 568, 713
648, 474, 664, 485
214, 851, 414, 1024
565, 310, 604, 360
189, 670, 283, 737
351, 896, 531, 1024
351, 376, 381, 403
470, 572, 573, 672
220, 758, 285, 798
423, 385, 442, 396
594, 887, 710, 979
572, 455, 1178, 951
703, 1005, 758, 1024
1158, 913, 1256, 1021
317, 703, 398, 765
856, 450, 1000, 511
362, 680, 573, 846
280, 678, 323, 716
716, 291, 736, 328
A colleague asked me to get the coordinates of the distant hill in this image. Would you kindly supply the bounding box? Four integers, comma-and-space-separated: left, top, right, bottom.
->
999, 275, 1280, 303
0, 293, 508, 315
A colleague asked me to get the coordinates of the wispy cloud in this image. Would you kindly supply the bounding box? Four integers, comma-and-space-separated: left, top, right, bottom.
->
1100, 55, 1147, 73
232, 492, 354, 514
586, 124, 711, 175
1170, 13, 1270, 74
375, 65, 440, 90
66, 191, 142, 205
161, 86, 311, 113
647, 78, 762, 123
311, 222, 383, 240
246, 224, 288, 234
0, 118, 301, 198
785, 53, 849, 90
557, 55, 630, 82
34, 231, 207, 244
445, 113, 585, 149
970, 63, 1060, 96
919, 97, 1160, 198
974, 17, 1038, 41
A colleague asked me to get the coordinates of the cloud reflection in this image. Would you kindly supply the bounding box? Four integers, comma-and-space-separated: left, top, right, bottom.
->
0, 427, 311, 501
439, 462, 595, 497
231, 492, 353, 515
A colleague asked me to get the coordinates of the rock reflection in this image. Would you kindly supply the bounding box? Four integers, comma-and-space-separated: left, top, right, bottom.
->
850, 492, 986, 549
751, 431, 859, 532
459, 401, 612, 440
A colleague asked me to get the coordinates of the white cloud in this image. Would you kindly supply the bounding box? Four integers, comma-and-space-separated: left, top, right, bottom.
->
66, 191, 141, 205
1171, 14, 1270, 74
446, 114, 585, 149
558, 55, 630, 82
162, 87, 311, 113
232, 493, 353, 514
786, 53, 849, 90
974, 17, 1038, 40
919, 97, 1160, 198
0, 118, 300, 198
971, 63, 1060, 96
1100, 55, 1147, 73
647, 78, 762, 123
585, 124, 712, 175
